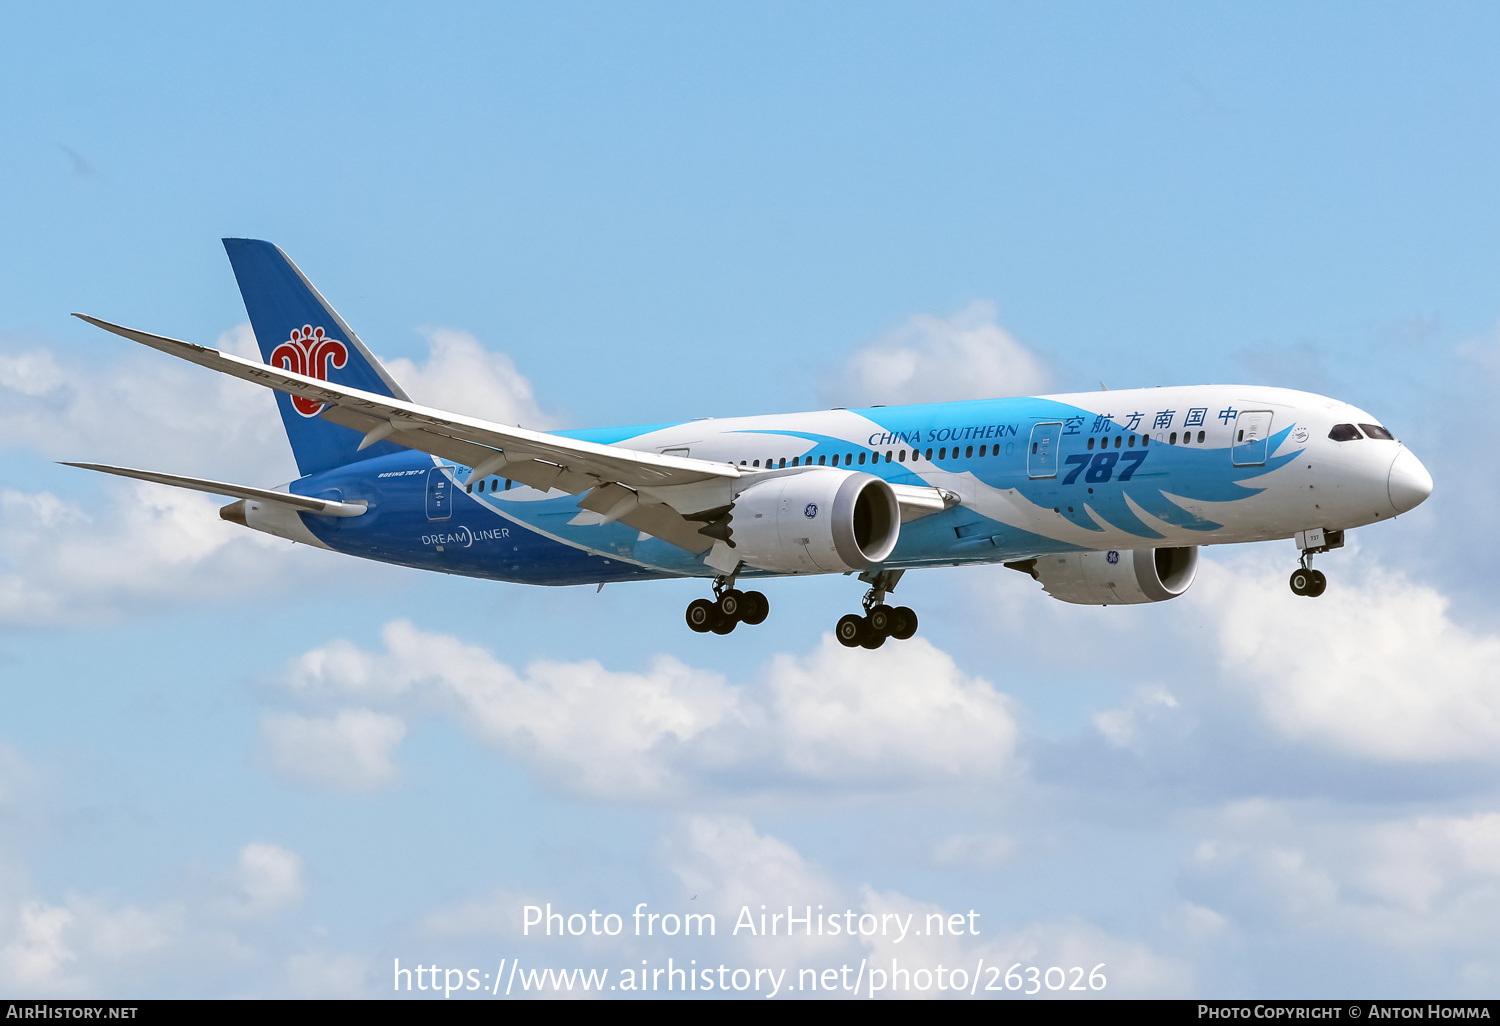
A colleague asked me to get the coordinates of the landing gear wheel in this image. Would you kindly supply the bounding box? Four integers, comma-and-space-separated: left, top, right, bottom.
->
717, 589, 745, 620
740, 591, 769, 625
867, 604, 894, 636
890, 606, 918, 640
836, 613, 865, 648
859, 621, 886, 649
1307, 569, 1327, 598
1289, 569, 1311, 596
710, 615, 737, 635
686, 598, 718, 633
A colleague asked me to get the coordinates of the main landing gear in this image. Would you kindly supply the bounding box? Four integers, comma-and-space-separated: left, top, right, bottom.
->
685, 574, 769, 635
836, 569, 918, 650
1288, 528, 1344, 598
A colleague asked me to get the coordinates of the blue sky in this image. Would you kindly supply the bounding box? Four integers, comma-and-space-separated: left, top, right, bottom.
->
3, 2, 1500, 998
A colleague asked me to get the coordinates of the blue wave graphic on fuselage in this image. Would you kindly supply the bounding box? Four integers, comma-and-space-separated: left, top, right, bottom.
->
288, 397, 1304, 583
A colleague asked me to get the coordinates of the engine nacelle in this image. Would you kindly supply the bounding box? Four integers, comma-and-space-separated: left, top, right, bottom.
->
1011, 546, 1199, 605
727, 470, 900, 574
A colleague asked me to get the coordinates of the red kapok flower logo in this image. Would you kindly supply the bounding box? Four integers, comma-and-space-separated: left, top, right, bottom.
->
269, 325, 349, 417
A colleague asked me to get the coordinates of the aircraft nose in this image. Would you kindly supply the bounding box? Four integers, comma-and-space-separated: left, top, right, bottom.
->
1387, 447, 1433, 514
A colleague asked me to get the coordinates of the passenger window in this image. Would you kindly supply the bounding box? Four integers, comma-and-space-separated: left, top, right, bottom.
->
1197, 430, 1205, 443
1087, 437, 1095, 450
466, 483, 473, 493
1114, 435, 1122, 449
504, 479, 512, 490
938, 447, 947, 460
818, 455, 826, 466
778, 458, 786, 468
1359, 424, 1394, 440
857, 452, 866, 465
979, 445, 987, 457
846, 453, 853, 465
1170, 432, 1177, 444
752, 459, 760, 467
965, 445, 973, 458
925, 448, 933, 460
898, 450, 906, 462
1142, 435, 1149, 446
1128, 435, 1135, 448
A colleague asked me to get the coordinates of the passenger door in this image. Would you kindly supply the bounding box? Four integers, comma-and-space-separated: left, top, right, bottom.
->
1028, 422, 1062, 478
1231, 411, 1273, 466
426, 466, 455, 520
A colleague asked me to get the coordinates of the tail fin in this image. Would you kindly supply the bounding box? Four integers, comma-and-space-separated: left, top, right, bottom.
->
223, 238, 411, 476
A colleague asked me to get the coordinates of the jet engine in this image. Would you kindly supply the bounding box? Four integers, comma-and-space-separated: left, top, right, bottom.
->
722, 470, 900, 574
1008, 546, 1199, 605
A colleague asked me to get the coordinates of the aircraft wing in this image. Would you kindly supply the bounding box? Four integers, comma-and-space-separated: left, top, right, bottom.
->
74, 314, 955, 556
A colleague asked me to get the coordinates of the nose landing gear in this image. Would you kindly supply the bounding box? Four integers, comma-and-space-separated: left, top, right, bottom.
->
836, 569, 919, 649
1288, 562, 1326, 598
1288, 528, 1341, 598
685, 574, 769, 634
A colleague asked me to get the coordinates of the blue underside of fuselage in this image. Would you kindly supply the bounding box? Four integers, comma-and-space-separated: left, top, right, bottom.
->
289, 449, 1084, 585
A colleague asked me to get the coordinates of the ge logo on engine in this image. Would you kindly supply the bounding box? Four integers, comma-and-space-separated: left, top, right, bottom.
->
804, 503, 818, 519
1106, 550, 1119, 564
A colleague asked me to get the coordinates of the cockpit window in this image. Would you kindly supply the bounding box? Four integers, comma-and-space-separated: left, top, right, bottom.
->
1328, 423, 1363, 441
1359, 423, 1395, 440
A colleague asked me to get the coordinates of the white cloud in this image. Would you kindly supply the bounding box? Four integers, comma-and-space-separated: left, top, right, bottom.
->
1196, 554, 1500, 762
283, 950, 370, 997
824, 301, 1050, 407
857, 887, 1194, 999
270, 623, 1020, 797
0, 324, 559, 626
0, 840, 324, 995
1093, 686, 1180, 751
386, 328, 556, 428
671, 815, 834, 916
1, 325, 292, 483
1185, 802, 1500, 955
933, 833, 1014, 870
765, 637, 1018, 784
262, 709, 406, 793
234, 843, 306, 916
0, 895, 182, 994
972, 544, 1500, 767
0, 483, 329, 626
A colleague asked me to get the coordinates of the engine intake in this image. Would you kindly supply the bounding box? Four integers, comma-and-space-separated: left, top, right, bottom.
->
1008, 546, 1199, 605
727, 470, 900, 574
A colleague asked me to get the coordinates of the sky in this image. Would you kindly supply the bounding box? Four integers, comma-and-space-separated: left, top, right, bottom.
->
2, 1, 1500, 999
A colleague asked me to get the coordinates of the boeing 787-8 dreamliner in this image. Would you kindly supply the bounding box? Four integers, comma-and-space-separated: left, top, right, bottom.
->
68, 239, 1433, 648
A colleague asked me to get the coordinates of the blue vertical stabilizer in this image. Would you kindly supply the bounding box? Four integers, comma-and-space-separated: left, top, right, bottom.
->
223, 238, 411, 476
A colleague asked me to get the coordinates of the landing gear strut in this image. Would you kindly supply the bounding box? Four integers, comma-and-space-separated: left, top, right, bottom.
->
1288, 528, 1342, 598
836, 569, 918, 649
685, 573, 769, 634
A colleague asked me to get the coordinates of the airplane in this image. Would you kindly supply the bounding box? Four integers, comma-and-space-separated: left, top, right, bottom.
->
66, 239, 1434, 648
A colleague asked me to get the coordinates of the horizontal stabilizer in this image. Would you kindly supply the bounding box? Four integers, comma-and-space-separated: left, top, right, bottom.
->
60, 463, 368, 517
